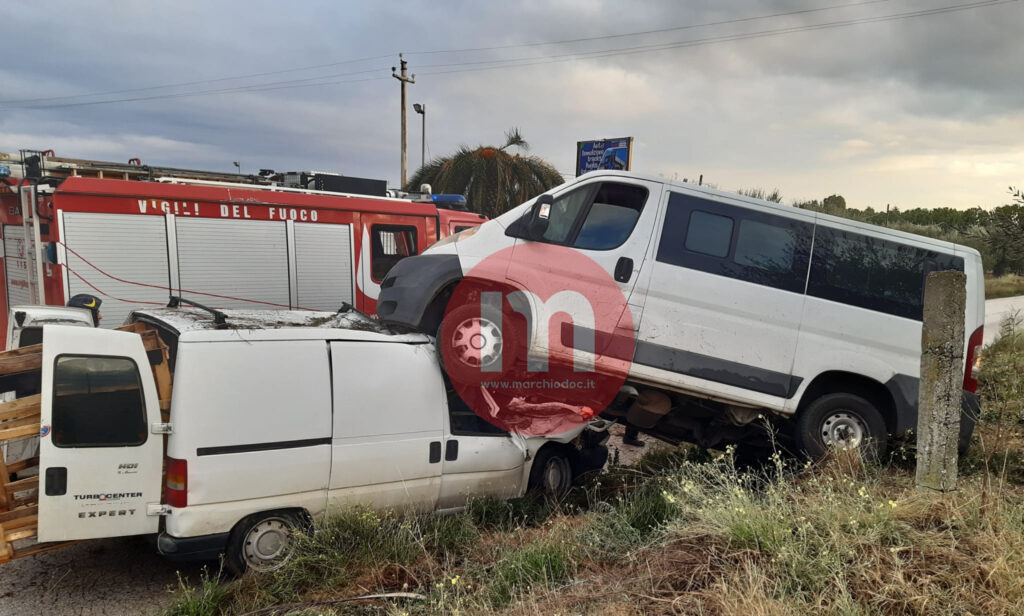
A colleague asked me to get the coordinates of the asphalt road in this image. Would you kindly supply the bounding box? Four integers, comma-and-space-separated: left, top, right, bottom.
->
984, 295, 1024, 345
0, 537, 210, 616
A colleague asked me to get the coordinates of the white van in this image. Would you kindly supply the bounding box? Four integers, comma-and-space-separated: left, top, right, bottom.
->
20, 308, 608, 572
6, 305, 94, 349
376, 171, 985, 458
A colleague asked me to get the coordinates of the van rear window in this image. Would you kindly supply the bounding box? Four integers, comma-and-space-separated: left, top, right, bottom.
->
52, 355, 148, 448
807, 227, 964, 320
17, 327, 42, 348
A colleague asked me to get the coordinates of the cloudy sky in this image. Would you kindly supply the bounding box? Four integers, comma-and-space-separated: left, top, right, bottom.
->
2, 0, 1022, 211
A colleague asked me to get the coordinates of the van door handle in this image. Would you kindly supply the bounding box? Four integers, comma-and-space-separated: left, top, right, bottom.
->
45, 467, 67, 496
429, 441, 441, 463
614, 257, 633, 283
445, 440, 459, 461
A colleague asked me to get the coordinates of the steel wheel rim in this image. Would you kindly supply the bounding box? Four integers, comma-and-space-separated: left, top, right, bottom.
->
450, 316, 503, 369
821, 411, 867, 450
543, 457, 571, 495
242, 517, 294, 572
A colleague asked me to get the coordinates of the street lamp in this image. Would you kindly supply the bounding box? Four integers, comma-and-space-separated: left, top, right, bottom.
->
413, 103, 426, 171
233, 161, 241, 175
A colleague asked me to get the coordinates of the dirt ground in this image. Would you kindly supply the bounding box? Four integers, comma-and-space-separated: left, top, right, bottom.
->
0, 536, 210, 616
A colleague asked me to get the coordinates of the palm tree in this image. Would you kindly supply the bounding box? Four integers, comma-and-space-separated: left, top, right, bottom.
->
405, 128, 564, 218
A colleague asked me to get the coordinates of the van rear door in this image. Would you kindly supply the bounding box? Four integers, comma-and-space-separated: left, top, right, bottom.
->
36, 326, 163, 542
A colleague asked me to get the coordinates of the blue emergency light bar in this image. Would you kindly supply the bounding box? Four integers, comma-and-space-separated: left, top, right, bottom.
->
431, 194, 467, 208
0, 166, 10, 178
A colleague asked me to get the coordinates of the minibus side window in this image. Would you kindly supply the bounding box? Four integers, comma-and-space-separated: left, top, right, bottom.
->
657, 192, 812, 293
52, 355, 147, 448
685, 211, 733, 257
371, 225, 418, 281
807, 228, 964, 320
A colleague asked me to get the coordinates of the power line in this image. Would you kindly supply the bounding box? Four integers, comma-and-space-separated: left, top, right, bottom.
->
1, 68, 390, 110
415, 0, 1017, 75
0, 0, 897, 108
1, 0, 1014, 111
0, 54, 395, 106
406, 0, 897, 56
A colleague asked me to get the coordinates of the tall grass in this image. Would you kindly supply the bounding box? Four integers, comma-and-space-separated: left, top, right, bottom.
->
986, 274, 1024, 299
165, 335, 1024, 615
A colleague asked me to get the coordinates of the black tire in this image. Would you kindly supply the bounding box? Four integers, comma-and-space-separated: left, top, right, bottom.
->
437, 299, 523, 381
794, 393, 888, 461
225, 510, 304, 576
528, 445, 575, 498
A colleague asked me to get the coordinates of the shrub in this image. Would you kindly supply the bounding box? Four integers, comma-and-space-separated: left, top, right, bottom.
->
484, 539, 575, 608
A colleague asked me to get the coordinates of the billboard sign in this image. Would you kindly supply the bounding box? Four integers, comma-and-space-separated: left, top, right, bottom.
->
576, 137, 633, 176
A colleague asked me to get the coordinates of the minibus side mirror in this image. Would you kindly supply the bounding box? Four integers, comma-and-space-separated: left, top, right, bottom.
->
526, 194, 553, 240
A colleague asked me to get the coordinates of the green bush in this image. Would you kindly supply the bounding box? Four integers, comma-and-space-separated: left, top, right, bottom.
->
484, 540, 575, 608
419, 510, 480, 558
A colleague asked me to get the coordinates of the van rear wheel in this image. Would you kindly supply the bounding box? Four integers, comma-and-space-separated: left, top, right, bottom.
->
226, 511, 304, 576
794, 393, 888, 462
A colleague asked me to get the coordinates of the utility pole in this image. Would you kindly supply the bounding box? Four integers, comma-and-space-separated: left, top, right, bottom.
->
392, 54, 415, 189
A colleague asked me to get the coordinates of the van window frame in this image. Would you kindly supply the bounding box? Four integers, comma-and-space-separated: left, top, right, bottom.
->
51, 353, 149, 449
507, 181, 649, 251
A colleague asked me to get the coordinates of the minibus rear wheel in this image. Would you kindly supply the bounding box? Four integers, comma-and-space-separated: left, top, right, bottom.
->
794, 393, 888, 462
226, 510, 305, 576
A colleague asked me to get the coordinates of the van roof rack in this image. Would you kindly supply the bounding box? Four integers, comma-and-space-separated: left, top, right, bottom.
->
167, 296, 227, 325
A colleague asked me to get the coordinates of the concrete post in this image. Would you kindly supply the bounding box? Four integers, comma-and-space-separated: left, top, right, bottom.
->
915, 270, 966, 492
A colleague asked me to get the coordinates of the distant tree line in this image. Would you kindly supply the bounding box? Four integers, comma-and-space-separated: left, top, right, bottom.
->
738, 186, 1024, 275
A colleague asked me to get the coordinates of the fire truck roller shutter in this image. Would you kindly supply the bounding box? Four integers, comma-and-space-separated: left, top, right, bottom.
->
3, 225, 32, 308
294, 222, 353, 311
61, 213, 170, 327
175, 218, 290, 309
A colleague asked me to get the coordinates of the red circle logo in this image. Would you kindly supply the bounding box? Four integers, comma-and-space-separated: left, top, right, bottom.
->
439, 244, 635, 436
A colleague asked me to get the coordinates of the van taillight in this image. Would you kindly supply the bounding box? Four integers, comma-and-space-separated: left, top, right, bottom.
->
963, 326, 984, 393
165, 457, 188, 508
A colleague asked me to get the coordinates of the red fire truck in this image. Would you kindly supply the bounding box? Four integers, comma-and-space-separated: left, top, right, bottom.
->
0, 151, 484, 346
